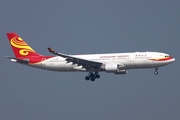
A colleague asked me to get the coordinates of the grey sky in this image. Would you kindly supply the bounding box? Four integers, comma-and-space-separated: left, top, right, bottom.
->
0, 0, 180, 120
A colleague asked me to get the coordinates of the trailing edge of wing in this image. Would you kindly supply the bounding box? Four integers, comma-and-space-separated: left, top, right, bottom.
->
47, 47, 102, 68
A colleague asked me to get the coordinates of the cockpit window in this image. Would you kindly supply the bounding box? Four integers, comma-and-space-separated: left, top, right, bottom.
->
165, 55, 169, 57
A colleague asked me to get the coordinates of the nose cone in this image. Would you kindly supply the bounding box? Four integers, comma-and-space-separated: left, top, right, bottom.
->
153, 55, 175, 67
171, 57, 175, 62
168, 56, 175, 64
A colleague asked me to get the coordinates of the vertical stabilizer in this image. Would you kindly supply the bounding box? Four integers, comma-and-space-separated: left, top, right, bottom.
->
6, 33, 42, 58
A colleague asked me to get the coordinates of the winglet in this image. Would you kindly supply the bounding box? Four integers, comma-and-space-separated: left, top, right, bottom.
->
47, 47, 55, 53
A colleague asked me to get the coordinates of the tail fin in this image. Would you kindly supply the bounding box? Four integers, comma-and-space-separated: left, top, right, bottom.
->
6, 32, 42, 58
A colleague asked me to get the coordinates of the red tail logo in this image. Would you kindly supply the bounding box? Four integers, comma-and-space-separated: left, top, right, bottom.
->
6, 33, 41, 58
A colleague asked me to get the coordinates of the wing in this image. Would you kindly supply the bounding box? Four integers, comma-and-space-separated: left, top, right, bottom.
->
47, 47, 102, 69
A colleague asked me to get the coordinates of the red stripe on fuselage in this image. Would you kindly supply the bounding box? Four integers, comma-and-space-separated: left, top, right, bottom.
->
149, 56, 174, 61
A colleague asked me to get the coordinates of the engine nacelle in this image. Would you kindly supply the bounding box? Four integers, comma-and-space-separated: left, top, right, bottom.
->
105, 64, 119, 72
114, 69, 127, 74
103, 63, 126, 73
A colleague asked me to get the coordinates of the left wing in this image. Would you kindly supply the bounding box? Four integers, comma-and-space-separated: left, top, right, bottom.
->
47, 47, 103, 69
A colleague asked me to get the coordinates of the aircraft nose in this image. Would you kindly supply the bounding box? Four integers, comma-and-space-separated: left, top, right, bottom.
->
172, 58, 175, 62
170, 56, 175, 63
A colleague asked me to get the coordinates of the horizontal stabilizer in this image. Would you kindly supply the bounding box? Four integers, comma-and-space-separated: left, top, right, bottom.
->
6, 56, 29, 64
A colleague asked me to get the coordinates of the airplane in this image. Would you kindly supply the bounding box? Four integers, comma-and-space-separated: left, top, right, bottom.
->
6, 32, 175, 81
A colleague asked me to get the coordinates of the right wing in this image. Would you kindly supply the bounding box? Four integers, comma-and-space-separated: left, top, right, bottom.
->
47, 47, 103, 69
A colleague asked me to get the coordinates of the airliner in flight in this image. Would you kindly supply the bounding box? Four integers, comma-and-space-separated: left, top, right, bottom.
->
6, 33, 175, 81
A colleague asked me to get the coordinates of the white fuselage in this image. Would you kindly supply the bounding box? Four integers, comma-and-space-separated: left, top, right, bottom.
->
29, 52, 175, 72
6, 32, 175, 80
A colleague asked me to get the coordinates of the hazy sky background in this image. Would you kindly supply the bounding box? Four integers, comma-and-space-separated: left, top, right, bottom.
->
0, 0, 179, 120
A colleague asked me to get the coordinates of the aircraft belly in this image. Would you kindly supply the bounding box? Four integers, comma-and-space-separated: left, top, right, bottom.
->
43, 61, 74, 71
135, 59, 152, 68
151, 60, 171, 67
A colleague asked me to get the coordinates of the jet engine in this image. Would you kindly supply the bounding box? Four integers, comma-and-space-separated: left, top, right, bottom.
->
102, 63, 127, 74
114, 69, 127, 74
